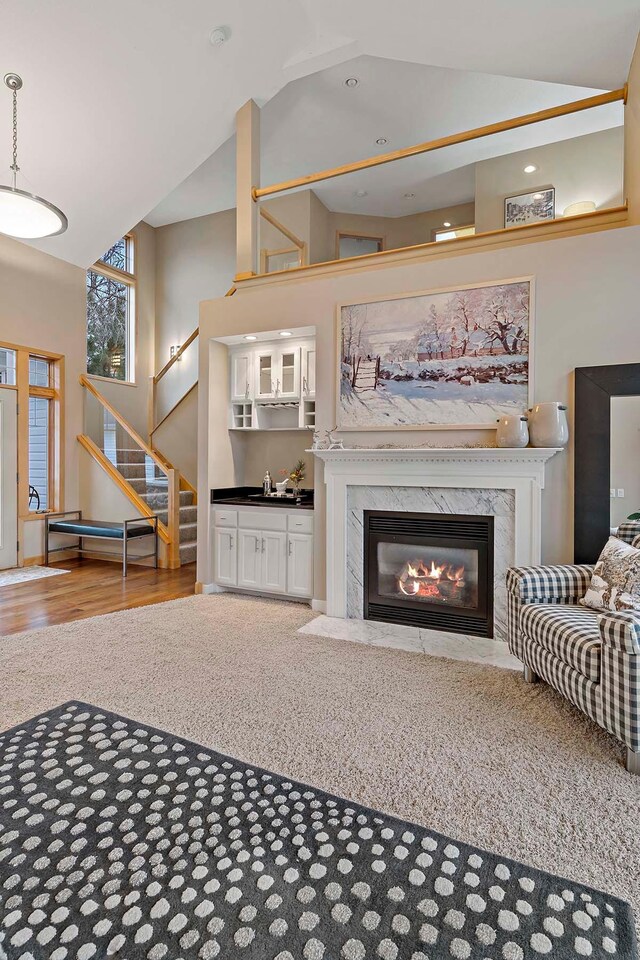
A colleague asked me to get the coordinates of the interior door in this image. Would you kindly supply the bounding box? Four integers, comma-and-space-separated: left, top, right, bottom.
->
0, 388, 18, 570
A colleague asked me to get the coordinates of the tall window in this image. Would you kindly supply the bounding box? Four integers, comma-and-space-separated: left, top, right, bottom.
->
28, 356, 57, 512
87, 235, 135, 382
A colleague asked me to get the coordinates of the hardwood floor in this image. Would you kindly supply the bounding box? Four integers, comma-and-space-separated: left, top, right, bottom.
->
0, 559, 197, 636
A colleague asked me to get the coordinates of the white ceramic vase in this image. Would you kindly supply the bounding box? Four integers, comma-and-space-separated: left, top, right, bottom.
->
495, 415, 529, 448
528, 402, 569, 447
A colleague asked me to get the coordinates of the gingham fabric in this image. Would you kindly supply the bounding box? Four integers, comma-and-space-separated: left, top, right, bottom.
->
599, 610, 640, 655
600, 641, 640, 752
506, 563, 594, 603
634, 536, 640, 549
616, 520, 640, 544
521, 643, 600, 724
520, 603, 602, 680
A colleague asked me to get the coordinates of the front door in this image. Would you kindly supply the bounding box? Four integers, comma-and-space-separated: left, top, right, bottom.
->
0, 388, 17, 569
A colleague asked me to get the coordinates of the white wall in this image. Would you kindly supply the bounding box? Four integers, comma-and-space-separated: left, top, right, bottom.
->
198, 224, 640, 597
475, 127, 624, 233
0, 233, 86, 562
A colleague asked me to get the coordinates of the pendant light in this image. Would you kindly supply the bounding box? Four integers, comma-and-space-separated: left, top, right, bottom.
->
0, 74, 68, 239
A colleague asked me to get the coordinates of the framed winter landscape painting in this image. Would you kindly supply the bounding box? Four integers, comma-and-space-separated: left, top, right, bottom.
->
504, 188, 555, 228
336, 278, 533, 430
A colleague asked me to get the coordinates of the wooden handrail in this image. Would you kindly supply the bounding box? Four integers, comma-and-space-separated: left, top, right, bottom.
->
79, 374, 169, 477
253, 87, 626, 200
153, 328, 199, 384
150, 381, 198, 437
77, 434, 171, 545
259, 207, 306, 251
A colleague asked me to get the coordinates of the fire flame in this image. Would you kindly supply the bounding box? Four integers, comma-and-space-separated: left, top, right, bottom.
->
397, 558, 466, 599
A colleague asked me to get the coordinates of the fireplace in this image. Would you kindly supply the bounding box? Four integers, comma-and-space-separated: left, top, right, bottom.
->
364, 511, 494, 637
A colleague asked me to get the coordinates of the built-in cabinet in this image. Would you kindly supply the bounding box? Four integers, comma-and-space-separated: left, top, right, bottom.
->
213, 507, 313, 599
229, 336, 315, 431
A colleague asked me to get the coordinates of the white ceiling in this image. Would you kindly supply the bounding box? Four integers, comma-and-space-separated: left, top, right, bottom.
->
147, 56, 624, 224
1, 0, 639, 265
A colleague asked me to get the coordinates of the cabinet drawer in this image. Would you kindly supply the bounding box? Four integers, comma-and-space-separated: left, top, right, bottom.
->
239, 510, 287, 532
214, 509, 238, 528
287, 513, 314, 534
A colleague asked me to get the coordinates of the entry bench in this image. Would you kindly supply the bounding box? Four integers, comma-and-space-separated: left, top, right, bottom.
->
45, 510, 159, 577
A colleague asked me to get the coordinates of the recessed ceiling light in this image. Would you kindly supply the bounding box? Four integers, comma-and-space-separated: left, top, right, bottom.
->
376, 137, 388, 145
209, 26, 230, 46
353, 189, 368, 198
523, 164, 537, 174
344, 77, 359, 87
403, 192, 415, 199
443, 221, 452, 228
279, 331, 292, 337
244, 335, 257, 341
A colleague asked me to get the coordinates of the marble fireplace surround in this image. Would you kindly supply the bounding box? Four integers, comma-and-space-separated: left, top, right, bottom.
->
312, 447, 561, 645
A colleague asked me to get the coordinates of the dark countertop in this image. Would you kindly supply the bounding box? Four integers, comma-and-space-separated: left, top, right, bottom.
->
211, 486, 314, 510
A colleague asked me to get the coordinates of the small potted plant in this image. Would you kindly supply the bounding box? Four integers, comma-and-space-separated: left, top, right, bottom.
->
280, 459, 305, 496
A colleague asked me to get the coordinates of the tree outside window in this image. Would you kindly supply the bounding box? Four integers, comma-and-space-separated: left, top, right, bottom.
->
86, 236, 135, 381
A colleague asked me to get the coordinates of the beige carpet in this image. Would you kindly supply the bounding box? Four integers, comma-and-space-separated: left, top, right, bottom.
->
1, 592, 638, 926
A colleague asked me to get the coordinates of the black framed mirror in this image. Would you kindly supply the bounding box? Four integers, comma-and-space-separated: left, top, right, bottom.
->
574, 362, 640, 563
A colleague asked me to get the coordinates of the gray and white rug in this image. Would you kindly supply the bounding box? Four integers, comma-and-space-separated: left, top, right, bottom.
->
0, 566, 68, 588
0, 702, 635, 959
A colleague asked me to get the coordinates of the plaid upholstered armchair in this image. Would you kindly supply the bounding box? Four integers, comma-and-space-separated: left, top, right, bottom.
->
506, 521, 640, 773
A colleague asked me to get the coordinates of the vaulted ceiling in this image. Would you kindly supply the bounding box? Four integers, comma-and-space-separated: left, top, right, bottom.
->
1, 0, 639, 265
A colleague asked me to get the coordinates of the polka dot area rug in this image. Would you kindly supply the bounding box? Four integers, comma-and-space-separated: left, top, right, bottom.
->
0, 702, 635, 960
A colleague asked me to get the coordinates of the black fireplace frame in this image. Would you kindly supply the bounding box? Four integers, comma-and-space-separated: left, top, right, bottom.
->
363, 510, 495, 637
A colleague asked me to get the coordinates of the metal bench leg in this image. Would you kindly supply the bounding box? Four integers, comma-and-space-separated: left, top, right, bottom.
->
45, 517, 49, 566
123, 524, 128, 578
154, 518, 158, 569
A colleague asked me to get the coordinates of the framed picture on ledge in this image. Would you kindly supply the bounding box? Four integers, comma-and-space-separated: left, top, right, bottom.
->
336, 278, 533, 430
504, 187, 555, 228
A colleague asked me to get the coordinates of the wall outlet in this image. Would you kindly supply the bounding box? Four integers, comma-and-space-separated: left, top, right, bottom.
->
617, 488, 625, 499
610, 488, 616, 498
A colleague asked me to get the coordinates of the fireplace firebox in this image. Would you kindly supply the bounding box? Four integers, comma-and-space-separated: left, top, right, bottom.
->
364, 511, 494, 637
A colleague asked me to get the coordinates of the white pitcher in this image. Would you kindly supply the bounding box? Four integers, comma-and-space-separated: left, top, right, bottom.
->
528, 402, 569, 447
496, 415, 529, 448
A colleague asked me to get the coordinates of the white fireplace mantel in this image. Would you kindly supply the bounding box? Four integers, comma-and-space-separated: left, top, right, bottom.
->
311, 447, 562, 621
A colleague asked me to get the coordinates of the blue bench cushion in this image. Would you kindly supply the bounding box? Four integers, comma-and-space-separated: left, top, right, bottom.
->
48, 520, 155, 539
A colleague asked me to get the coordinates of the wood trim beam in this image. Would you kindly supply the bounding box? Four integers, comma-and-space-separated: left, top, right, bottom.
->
79, 373, 169, 476
253, 88, 627, 200
153, 328, 199, 384
235, 205, 629, 286
77, 434, 171, 545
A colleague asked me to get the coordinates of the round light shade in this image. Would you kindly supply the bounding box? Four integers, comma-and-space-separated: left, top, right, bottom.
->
563, 200, 597, 218
0, 185, 67, 238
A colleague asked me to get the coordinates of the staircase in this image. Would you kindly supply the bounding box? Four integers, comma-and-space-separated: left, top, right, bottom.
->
113, 448, 197, 565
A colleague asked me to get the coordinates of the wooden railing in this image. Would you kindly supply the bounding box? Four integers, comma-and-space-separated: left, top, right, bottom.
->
78, 374, 181, 568
253, 87, 627, 199
259, 207, 307, 271
147, 285, 236, 444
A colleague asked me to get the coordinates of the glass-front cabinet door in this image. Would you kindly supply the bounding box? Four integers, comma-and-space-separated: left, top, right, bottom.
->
277, 347, 300, 399
255, 351, 276, 399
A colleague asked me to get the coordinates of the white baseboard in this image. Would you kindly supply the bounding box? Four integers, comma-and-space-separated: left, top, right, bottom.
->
311, 598, 327, 613
195, 582, 226, 595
